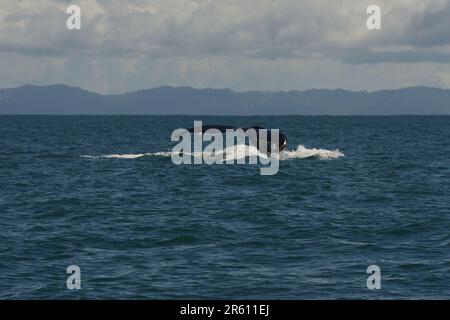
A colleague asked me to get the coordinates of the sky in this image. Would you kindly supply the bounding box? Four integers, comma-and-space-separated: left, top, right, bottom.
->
1, 0, 450, 94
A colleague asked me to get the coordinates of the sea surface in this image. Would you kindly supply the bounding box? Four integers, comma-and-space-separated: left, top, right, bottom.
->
0, 115, 449, 299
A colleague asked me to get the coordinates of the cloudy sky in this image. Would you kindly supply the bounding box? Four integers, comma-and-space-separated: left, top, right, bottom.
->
1, 0, 450, 93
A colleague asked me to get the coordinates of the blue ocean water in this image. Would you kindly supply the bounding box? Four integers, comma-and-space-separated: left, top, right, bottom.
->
0, 115, 449, 299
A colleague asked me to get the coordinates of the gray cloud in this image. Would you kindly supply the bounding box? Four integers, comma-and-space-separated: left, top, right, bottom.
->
0, 0, 450, 93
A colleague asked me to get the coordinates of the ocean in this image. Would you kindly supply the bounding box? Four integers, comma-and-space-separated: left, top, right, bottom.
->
0, 115, 449, 299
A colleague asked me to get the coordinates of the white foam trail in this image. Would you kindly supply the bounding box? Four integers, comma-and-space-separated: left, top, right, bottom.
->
149, 151, 172, 157
81, 145, 344, 161
81, 154, 145, 159
280, 145, 345, 160
81, 151, 171, 159
100, 153, 147, 159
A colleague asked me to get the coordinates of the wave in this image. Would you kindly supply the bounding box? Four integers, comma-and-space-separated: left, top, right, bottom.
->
81, 145, 344, 161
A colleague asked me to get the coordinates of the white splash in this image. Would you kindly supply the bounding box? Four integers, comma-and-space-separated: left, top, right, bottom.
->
202, 144, 265, 161
81, 145, 344, 161
280, 145, 345, 160
81, 151, 171, 159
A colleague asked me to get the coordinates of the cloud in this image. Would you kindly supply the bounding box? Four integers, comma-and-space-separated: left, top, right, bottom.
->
0, 0, 450, 93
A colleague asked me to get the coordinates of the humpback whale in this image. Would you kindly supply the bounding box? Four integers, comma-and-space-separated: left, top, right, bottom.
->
187, 125, 288, 153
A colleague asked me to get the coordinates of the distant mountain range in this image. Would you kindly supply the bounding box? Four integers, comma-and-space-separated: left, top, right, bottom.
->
0, 84, 449, 115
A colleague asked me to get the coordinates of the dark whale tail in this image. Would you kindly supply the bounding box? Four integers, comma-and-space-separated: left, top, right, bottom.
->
186, 125, 288, 152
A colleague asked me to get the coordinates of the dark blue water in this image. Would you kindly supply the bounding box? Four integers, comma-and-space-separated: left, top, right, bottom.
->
0, 115, 449, 299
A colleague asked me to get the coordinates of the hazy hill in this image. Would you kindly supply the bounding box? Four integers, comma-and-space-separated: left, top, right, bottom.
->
0, 85, 449, 115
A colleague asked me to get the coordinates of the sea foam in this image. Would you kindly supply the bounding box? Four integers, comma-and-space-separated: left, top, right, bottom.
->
81, 145, 344, 161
